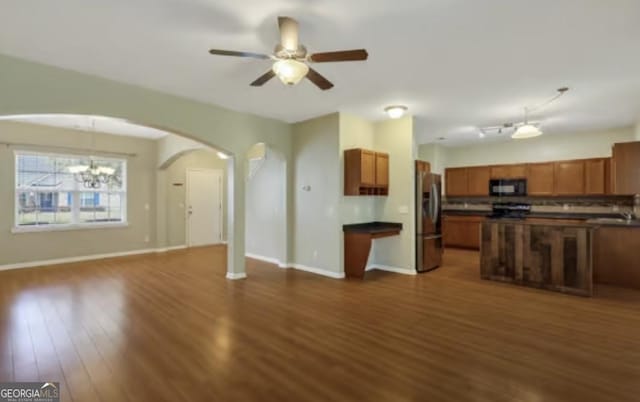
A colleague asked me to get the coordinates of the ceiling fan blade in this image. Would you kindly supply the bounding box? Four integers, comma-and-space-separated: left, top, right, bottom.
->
309, 49, 369, 63
278, 16, 299, 51
209, 49, 270, 60
306, 68, 334, 91
250, 70, 276, 87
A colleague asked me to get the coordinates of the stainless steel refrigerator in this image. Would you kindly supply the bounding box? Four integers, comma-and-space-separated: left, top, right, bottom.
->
416, 172, 443, 272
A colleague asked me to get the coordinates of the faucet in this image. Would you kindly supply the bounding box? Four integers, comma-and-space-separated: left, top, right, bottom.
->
621, 211, 636, 221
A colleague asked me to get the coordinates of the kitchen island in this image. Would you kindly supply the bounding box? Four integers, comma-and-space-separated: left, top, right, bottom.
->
480, 219, 595, 296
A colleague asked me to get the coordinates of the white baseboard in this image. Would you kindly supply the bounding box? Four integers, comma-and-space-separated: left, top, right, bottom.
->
226, 272, 247, 280
366, 264, 417, 276
0, 245, 188, 272
155, 245, 188, 253
245, 253, 281, 266
290, 263, 345, 279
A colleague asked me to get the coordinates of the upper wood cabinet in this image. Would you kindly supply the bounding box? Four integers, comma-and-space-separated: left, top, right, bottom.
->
415, 160, 431, 173
554, 160, 585, 195
585, 158, 609, 195
344, 148, 389, 196
612, 141, 640, 195
527, 162, 555, 195
375, 153, 389, 188
490, 164, 527, 179
445, 168, 469, 197
467, 166, 491, 196
446, 157, 615, 197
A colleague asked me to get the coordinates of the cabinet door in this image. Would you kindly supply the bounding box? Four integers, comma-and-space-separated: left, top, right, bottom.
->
612, 142, 640, 195
445, 168, 468, 196
443, 216, 483, 249
360, 150, 376, 186
554, 160, 585, 195
467, 166, 491, 196
527, 163, 555, 195
491, 164, 527, 179
585, 158, 607, 195
375, 152, 389, 187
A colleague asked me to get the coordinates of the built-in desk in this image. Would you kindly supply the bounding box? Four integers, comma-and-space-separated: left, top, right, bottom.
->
343, 222, 403, 279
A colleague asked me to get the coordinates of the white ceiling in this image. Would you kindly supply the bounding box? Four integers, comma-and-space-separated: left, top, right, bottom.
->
0, 114, 170, 139
1, 0, 640, 146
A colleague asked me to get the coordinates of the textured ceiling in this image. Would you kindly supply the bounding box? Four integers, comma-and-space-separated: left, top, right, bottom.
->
1, 0, 640, 145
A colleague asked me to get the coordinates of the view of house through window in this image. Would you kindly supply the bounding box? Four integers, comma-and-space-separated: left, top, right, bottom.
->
15, 151, 127, 228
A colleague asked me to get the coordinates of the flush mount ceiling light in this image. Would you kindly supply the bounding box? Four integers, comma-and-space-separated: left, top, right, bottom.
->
217, 151, 229, 160
384, 105, 408, 119
272, 59, 309, 85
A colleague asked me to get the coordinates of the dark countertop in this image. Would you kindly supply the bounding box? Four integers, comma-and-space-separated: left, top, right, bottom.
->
343, 222, 403, 234
444, 210, 625, 220
484, 218, 597, 228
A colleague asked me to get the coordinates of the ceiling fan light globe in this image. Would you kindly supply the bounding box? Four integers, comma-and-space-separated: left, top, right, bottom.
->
512, 124, 543, 139
272, 59, 309, 86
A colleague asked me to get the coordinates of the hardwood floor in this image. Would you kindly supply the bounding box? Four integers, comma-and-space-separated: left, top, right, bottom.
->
1, 246, 639, 401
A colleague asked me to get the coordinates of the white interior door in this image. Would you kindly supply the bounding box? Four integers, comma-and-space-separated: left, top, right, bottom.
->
187, 169, 223, 247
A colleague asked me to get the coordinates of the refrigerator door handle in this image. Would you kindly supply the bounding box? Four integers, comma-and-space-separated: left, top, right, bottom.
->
431, 182, 440, 225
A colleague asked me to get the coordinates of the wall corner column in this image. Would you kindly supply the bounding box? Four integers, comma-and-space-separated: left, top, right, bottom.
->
226, 155, 247, 280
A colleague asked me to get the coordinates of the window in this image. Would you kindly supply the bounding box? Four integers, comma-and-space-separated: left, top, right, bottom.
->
15, 151, 127, 231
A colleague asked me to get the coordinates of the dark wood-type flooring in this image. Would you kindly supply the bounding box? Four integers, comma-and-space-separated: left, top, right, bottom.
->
1, 246, 639, 401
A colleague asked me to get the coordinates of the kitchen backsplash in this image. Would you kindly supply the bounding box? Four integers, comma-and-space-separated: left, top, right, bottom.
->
444, 195, 636, 215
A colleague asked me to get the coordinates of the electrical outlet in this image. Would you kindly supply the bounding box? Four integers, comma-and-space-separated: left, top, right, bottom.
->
563, 204, 570, 211
612, 205, 620, 212
398, 206, 409, 214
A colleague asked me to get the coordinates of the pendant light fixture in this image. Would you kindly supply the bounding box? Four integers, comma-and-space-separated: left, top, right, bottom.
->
512, 107, 543, 139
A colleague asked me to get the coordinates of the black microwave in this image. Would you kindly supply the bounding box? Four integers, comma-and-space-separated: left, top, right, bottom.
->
489, 179, 527, 197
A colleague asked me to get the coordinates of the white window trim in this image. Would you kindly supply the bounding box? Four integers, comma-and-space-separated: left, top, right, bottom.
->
13, 150, 128, 233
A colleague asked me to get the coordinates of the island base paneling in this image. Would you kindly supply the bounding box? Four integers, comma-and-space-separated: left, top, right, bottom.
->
480, 221, 593, 297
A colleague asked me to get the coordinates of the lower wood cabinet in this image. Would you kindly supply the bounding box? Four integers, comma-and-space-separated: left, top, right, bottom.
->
443, 215, 484, 250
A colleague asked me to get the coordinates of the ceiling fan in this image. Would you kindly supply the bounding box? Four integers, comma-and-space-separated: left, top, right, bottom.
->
208, 16, 369, 90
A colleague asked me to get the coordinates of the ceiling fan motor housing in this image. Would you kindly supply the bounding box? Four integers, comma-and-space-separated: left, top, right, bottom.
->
274, 44, 308, 60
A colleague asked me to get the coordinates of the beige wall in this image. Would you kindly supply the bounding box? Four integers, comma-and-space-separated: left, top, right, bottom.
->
292, 113, 341, 273
0, 53, 294, 276
0, 121, 157, 266
370, 117, 416, 271
419, 127, 635, 169
161, 148, 228, 248
246, 146, 286, 263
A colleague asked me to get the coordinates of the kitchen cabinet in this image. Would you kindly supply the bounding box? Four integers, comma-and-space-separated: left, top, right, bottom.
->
526, 162, 555, 196
585, 158, 609, 195
490, 164, 527, 179
443, 215, 484, 250
344, 149, 390, 196
554, 160, 585, 195
467, 166, 491, 196
612, 141, 640, 195
593, 226, 640, 290
445, 168, 469, 197
415, 160, 431, 173
375, 153, 389, 188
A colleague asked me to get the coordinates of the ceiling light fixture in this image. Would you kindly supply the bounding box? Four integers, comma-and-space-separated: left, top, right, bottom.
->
384, 105, 408, 119
272, 59, 309, 86
69, 160, 120, 189
217, 151, 229, 160
512, 107, 543, 139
